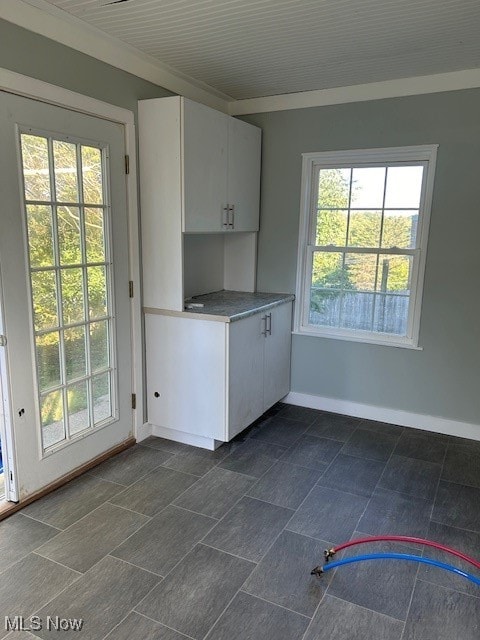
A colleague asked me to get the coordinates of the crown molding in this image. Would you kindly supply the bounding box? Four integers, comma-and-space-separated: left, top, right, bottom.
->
228, 68, 480, 115
0, 0, 232, 112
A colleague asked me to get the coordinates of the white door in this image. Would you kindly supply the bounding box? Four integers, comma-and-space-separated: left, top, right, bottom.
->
227, 118, 261, 232
263, 303, 292, 410
183, 98, 229, 232
0, 91, 133, 500
228, 313, 265, 439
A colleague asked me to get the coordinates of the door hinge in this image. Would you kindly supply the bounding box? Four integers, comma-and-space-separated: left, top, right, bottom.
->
125, 155, 130, 175
131, 393, 136, 410
0, 335, 6, 347
129, 281, 134, 298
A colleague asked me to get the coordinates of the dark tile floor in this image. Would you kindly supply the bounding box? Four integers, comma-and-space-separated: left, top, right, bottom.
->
1, 403, 480, 640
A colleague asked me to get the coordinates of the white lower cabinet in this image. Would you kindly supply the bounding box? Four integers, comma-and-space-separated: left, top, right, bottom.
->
263, 302, 294, 410
145, 301, 292, 449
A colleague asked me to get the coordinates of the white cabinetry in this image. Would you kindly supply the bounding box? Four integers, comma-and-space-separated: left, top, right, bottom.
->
139, 95, 292, 450
139, 96, 261, 311
226, 116, 262, 232
139, 96, 261, 236
146, 301, 292, 449
182, 99, 229, 232
263, 302, 294, 410
182, 98, 261, 233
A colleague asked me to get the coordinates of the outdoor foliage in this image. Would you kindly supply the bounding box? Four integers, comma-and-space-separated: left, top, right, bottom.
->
312, 168, 416, 293
21, 134, 111, 429
311, 167, 417, 329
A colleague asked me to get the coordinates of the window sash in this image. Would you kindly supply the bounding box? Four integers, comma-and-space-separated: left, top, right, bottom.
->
295, 146, 437, 347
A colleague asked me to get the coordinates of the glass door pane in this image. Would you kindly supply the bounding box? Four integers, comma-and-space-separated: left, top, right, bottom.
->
20, 133, 116, 451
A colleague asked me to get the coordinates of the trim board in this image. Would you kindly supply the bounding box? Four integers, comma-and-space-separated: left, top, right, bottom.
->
283, 391, 480, 442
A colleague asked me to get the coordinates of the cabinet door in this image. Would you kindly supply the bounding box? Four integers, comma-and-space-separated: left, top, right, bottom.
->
263, 303, 292, 410
228, 313, 265, 439
183, 99, 229, 232
227, 118, 261, 232
146, 314, 228, 440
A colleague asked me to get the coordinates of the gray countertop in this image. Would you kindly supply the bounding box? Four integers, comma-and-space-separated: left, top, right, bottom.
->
183, 290, 294, 322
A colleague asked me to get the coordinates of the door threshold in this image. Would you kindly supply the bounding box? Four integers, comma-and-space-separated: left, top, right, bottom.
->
0, 437, 135, 522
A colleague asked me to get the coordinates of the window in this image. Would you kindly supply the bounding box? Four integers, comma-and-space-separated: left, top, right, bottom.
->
295, 146, 437, 347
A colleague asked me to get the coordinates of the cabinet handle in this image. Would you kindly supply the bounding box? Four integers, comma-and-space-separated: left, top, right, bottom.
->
261, 315, 267, 336
228, 204, 235, 229
222, 205, 229, 229
266, 313, 272, 336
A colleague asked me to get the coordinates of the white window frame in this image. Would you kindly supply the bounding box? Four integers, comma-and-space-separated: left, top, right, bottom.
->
294, 145, 438, 348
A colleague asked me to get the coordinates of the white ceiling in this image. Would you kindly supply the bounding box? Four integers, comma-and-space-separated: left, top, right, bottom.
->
38, 0, 480, 100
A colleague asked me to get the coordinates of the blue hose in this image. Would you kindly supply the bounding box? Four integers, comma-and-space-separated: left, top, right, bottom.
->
320, 553, 480, 587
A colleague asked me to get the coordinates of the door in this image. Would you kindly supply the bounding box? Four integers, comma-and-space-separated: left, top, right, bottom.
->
228, 312, 265, 439
227, 118, 261, 232
183, 98, 229, 232
263, 303, 292, 410
0, 91, 132, 500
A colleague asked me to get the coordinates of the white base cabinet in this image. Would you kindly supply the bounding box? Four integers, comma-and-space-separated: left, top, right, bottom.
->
146, 301, 292, 448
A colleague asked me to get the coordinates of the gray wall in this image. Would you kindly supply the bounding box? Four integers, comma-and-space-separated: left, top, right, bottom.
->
242, 90, 480, 426
0, 19, 172, 111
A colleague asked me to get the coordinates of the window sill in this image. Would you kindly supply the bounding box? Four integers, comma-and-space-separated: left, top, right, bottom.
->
292, 328, 424, 350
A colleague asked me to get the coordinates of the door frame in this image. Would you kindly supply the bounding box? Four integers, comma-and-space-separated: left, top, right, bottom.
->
0, 68, 145, 497
0, 270, 17, 501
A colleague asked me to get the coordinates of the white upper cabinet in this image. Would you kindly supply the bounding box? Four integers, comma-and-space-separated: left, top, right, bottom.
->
139, 96, 261, 236
227, 117, 262, 232
183, 99, 229, 232
183, 98, 261, 232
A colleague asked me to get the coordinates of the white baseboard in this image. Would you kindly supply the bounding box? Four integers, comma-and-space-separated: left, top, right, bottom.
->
283, 392, 480, 442
136, 422, 152, 443
150, 424, 221, 450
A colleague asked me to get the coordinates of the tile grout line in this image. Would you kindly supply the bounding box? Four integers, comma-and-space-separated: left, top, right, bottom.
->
16, 511, 63, 531
107, 554, 164, 578
24, 554, 164, 640
321, 431, 402, 601
105, 483, 225, 563
415, 574, 480, 600
168, 503, 221, 520
399, 564, 420, 640
132, 611, 196, 639
429, 442, 449, 522
237, 589, 312, 619
428, 519, 480, 535
101, 610, 143, 640
30, 551, 83, 576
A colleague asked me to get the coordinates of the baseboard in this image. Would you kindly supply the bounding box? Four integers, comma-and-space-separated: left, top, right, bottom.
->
136, 421, 153, 442
283, 392, 480, 442
0, 437, 136, 522
150, 424, 221, 450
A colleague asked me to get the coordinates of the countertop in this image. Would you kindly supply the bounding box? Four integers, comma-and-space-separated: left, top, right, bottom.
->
144, 290, 294, 323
